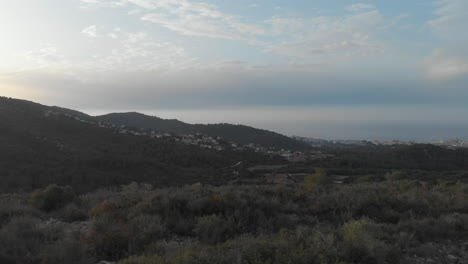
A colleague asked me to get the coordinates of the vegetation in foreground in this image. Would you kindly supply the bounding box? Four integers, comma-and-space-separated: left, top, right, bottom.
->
1, 176, 467, 264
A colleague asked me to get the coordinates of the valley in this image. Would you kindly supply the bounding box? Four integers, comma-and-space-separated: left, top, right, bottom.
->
0, 97, 467, 264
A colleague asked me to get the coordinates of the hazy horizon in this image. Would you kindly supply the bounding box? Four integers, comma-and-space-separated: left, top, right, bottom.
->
1, 0, 468, 141
83, 105, 468, 142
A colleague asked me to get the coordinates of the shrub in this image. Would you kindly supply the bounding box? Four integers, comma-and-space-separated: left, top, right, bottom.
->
342, 219, 370, 245
82, 217, 130, 261
32, 185, 75, 212
119, 255, 165, 264
166, 211, 195, 236
398, 213, 468, 241
40, 239, 92, 264
194, 215, 232, 245
303, 168, 328, 193
0, 216, 44, 258
90, 201, 119, 217
128, 214, 167, 253
341, 219, 396, 264
0, 197, 39, 227
60, 204, 88, 222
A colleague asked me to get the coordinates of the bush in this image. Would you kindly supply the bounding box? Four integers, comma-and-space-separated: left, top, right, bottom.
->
0, 197, 39, 227
1, 181, 467, 263
40, 239, 92, 264
194, 215, 233, 245
0, 216, 44, 258
32, 185, 75, 211
82, 217, 130, 261
90, 201, 119, 217
341, 219, 396, 264
342, 219, 371, 245
303, 168, 328, 193
60, 204, 88, 222
128, 214, 167, 253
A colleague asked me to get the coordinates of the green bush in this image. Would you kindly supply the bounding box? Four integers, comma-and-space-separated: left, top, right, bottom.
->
303, 168, 328, 193
341, 219, 397, 264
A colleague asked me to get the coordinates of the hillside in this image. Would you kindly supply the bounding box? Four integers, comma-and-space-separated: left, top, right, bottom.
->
2, 97, 468, 264
0, 97, 276, 192
96, 112, 195, 134
96, 112, 310, 150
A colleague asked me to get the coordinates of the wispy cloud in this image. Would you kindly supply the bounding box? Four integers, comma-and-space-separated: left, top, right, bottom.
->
18, 28, 197, 76
88, 30, 199, 72
428, 0, 468, 39
82, 0, 399, 63
346, 3, 375, 12
424, 0, 468, 80
22, 45, 69, 71
81, 25, 99, 37
424, 48, 468, 80
265, 10, 385, 60
128, 0, 266, 40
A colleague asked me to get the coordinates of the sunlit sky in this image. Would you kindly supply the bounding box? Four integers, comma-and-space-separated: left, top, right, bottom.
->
1, 0, 468, 141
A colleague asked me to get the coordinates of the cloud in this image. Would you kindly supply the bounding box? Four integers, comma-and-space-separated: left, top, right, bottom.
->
76, 29, 199, 74
424, 0, 468, 80
265, 17, 304, 35
81, 0, 102, 3
80, 0, 126, 8
84, 0, 266, 41
129, 0, 265, 40
100, 32, 198, 72
13, 27, 198, 76
265, 10, 384, 60
142, 13, 239, 39
346, 3, 375, 12
23, 44, 67, 69
428, 0, 468, 39
82, 0, 399, 64
81, 25, 99, 37
424, 48, 468, 80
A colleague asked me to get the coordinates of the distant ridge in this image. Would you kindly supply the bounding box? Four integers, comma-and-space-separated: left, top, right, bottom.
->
96, 112, 194, 134
0, 96, 309, 151
96, 112, 310, 150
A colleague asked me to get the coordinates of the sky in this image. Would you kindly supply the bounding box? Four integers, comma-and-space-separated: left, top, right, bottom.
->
1, 0, 468, 141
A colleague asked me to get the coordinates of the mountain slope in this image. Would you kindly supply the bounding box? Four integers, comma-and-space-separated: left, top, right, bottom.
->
0, 97, 274, 192
96, 112, 310, 150
96, 112, 195, 134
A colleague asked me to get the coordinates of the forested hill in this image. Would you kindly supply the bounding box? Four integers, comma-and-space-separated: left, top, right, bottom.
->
96, 112, 310, 150
0, 96, 309, 151
0, 97, 277, 192
95, 112, 194, 134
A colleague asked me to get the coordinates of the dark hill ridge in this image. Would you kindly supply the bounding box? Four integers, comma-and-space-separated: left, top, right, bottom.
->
96, 112, 195, 134
96, 112, 310, 150
0, 96, 309, 151
0, 96, 278, 192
